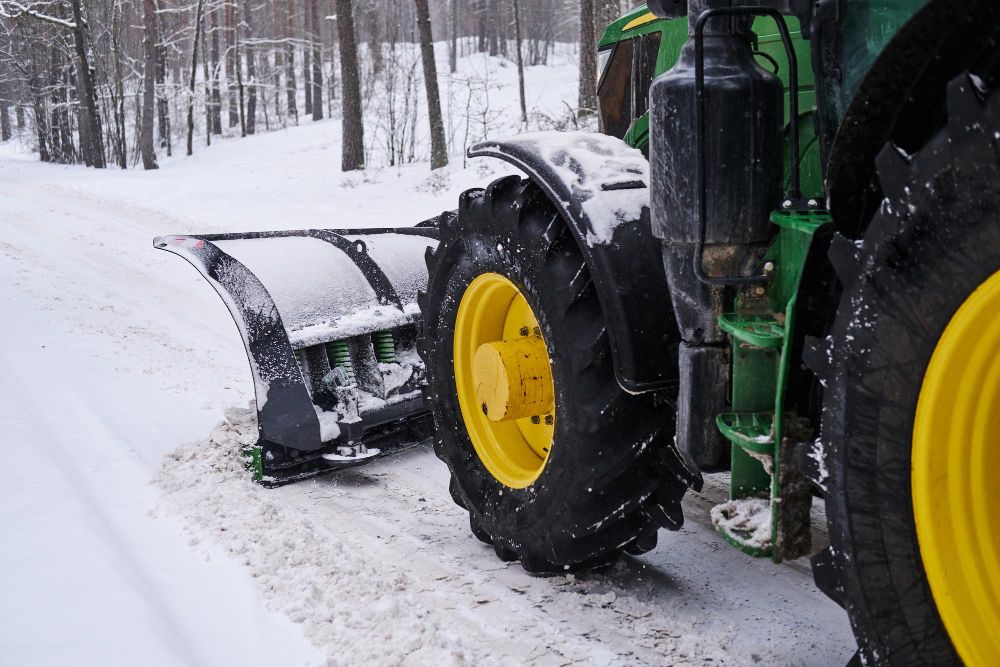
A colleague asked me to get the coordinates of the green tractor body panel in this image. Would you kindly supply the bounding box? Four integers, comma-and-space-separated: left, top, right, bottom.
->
596, 3, 947, 558
598, 7, 823, 198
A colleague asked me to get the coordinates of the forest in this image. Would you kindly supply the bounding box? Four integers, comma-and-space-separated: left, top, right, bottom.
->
0, 0, 628, 171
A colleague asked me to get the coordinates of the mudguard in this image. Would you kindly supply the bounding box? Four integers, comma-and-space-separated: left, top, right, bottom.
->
469, 132, 680, 393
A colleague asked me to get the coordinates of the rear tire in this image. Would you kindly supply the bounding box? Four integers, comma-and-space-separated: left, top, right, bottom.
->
815, 73, 1000, 665
419, 176, 697, 572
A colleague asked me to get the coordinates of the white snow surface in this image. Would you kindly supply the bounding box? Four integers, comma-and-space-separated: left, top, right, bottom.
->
0, 50, 854, 665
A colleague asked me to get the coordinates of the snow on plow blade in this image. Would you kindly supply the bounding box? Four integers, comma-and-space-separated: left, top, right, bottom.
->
154, 227, 438, 486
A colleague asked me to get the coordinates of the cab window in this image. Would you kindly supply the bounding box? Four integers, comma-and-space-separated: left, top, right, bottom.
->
598, 32, 662, 139
598, 40, 634, 138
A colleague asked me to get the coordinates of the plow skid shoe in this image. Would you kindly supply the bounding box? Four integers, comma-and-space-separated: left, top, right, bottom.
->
154, 226, 439, 485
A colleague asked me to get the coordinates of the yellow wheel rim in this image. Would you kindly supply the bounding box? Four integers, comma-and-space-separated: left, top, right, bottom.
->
913, 269, 1000, 666
454, 273, 556, 489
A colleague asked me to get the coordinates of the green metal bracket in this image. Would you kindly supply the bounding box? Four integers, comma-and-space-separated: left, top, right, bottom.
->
712, 209, 831, 560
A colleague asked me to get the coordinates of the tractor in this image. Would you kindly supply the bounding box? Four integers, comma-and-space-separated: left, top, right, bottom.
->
156, 1, 1000, 664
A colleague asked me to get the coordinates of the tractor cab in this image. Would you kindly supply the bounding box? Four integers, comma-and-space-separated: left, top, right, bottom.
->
597, 8, 686, 151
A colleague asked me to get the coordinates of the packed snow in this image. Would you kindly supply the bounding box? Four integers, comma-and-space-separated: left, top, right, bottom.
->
711, 498, 774, 551
0, 46, 855, 666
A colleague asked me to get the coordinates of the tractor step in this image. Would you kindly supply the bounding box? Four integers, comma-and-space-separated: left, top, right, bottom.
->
719, 314, 785, 349
716, 412, 774, 455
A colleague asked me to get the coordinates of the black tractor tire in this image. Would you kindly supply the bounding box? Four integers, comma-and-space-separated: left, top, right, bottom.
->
813, 73, 1000, 665
418, 175, 699, 572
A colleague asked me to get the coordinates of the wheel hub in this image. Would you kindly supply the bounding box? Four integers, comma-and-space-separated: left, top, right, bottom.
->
453, 273, 556, 489
473, 337, 554, 422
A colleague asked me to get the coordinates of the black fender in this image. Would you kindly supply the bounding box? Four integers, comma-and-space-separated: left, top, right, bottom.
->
469, 132, 680, 393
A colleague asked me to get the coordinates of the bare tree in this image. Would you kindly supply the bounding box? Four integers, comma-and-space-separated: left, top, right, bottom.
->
308, 0, 320, 120
69, 0, 105, 167
512, 0, 526, 125
284, 0, 297, 122
335, 0, 363, 171
448, 0, 456, 73
577, 0, 596, 116
0, 85, 10, 141
414, 0, 445, 169
141, 0, 158, 168
366, 6, 382, 76
187, 0, 206, 155
208, 4, 223, 135
243, 0, 257, 134
156, 4, 171, 155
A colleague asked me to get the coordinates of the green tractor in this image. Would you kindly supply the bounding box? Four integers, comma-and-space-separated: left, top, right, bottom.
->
157, 1, 1000, 663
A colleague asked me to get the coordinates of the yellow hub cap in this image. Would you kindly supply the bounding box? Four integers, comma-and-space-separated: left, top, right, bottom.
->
913, 269, 1000, 666
454, 273, 556, 488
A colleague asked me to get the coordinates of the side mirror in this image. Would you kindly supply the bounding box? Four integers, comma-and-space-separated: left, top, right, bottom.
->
647, 0, 687, 19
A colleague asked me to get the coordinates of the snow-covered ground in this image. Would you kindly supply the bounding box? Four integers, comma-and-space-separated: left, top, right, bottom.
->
0, 50, 855, 666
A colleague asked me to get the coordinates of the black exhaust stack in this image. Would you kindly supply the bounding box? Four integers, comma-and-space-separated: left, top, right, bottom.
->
649, 0, 784, 470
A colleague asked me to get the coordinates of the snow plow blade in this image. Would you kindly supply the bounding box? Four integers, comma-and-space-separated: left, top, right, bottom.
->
154, 226, 439, 486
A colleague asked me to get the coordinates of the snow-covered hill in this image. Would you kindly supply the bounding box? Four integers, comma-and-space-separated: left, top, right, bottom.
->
0, 49, 855, 666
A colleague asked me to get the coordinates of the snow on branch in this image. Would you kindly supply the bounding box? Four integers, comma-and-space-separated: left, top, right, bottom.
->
0, 1, 78, 29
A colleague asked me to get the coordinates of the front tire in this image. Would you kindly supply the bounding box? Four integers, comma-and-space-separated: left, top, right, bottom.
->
419, 176, 697, 572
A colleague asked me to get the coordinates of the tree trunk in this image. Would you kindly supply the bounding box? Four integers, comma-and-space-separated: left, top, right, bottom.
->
449, 0, 457, 73
366, 7, 383, 76
285, 0, 298, 122
111, 3, 127, 168
201, 11, 213, 145
578, 0, 597, 116
236, 20, 246, 137
246, 50, 257, 134
69, 0, 105, 168
0, 79, 11, 140
309, 0, 322, 121
335, 0, 364, 171
156, 4, 171, 155
414, 0, 447, 169
187, 0, 206, 155
244, 0, 257, 134
210, 6, 223, 134
487, 0, 499, 56
513, 0, 527, 125
226, 0, 240, 127
141, 0, 159, 168
303, 3, 313, 116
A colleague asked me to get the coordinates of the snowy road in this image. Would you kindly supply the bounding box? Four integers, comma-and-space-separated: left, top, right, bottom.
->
0, 127, 856, 666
